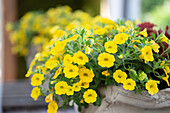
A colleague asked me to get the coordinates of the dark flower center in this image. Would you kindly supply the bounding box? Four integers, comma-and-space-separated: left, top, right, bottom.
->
60, 86, 64, 89
69, 89, 72, 91
120, 37, 123, 40
79, 56, 83, 60
88, 94, 92, 97
150, 85, 153, 88
83, 73, 88, 76
145, 51, 149, 55
81, 83, 84, 86
69, 69, 73, 72
104, 58, 108, 61
36, 77, 40, 80
118, 75, 122, 78
108, 46, 112, 49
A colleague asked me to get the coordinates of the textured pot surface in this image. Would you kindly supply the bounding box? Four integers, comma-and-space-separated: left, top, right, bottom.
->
25, 45, 38, 69
77, 85, 170, 113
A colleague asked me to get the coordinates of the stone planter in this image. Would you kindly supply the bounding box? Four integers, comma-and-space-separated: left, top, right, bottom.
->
76, 85, 170, 113
25, 45, 38, 69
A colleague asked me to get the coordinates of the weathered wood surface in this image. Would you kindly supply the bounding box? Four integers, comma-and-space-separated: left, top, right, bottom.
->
3, 108, 76, 113
2, 0, 17, 82
2, 79, 76, 113
2, 79, 46, 108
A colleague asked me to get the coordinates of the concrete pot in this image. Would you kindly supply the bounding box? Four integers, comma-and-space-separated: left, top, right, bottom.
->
76, 85, 170, 113
25, 45, 38, 69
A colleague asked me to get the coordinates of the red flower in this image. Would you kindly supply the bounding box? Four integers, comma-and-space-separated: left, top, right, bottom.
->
158, 28, 163, 35
165, 26, 170, 39
158, 42, 169, 58
138, 22, 157, 37
138, 22, 155, 30
138, 22, 170, 59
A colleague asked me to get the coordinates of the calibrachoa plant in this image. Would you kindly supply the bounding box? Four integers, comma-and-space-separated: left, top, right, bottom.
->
6, 6, 93, 56
26, 17, 170, 113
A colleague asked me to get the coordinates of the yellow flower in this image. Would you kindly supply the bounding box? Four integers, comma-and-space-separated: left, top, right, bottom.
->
45, 58, 59, 70
141, 46, 154, 62
159, 34, 169, 44
85, 46, 93, 54
30, 87, 41, 101
160, 61, 170, 86
65, 23, 75, 31
47, 101, 58, 113
31, 73, 44, 86
63, 64, 79, 78
101, 70, 110, 76
80, 99, 84, 103
84, 29, 93, 39
117, 25, 129, 33
100, 18, 116, 25
73, 51, 89, 65
132, 39, 141, 49
145, 80, 159, 95
113, 69, 127, 83
52, 29, 66, 38
118, 55, 123, 59
123, 79, 136, 91
79, 68, 95, 82
53, 67, 62, 79
139, 28, 148, 37
49, 25, 60, 34
73, 82, 81, 92
135, 18, 141, 24
83, 89, 97, 104
79, 80, 89, 89
66, 86, 74, 95
66, 34, 79, 42
50, 46, 62, 56
160, 61, 170, 73
42, 67, 48, 74
50, 80, 58, 84
78, 65, 86, 69
25, 68, 33, 77
150, 40, 160, 53
114, 33, 129, 44
45, 93, 53, 103
63, 54, 73, 66
104, 41, 117, 54
94, 27, 105, 35
125, 20, 134, 29
55, 81, 68, 95
162, 76, 169, 86
32, 36, 43, 45
104, 25, 116, 31
98, 52, 115, 68
50, 40, 67, 56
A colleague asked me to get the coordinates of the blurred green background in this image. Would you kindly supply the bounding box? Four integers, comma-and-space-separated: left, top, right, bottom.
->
142, 0, 170, 31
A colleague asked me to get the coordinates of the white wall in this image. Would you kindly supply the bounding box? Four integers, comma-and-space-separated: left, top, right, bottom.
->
0, 0, 2, 112
100, 0, 141, 21
108, 0, 125, 21
100, 0, 124, 20
125, 0, 141, 20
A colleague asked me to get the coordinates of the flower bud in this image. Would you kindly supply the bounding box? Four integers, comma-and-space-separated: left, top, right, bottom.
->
138, 71, 147, 81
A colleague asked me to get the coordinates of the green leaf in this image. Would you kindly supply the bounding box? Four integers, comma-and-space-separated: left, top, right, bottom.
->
94, 96, 101, 106
142, 63, 152, 74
